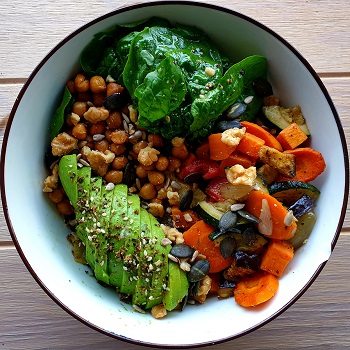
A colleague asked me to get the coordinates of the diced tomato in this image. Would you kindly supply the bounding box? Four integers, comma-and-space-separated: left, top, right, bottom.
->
171, 207, 200, 231
205, 177, 229, 202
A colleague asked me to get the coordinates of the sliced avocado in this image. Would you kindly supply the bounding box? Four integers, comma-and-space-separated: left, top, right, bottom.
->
120, 194, 142, 295
132, 208, 154, 307
58, 154, 78, 208
108, 184, 128, 288
93, 183, 115, 284
163, 261, 189, 311
145, 214, 171, 309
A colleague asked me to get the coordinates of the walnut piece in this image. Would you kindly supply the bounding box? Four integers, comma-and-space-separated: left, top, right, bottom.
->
51, 132, 78, 156
160, 224, 184, 244
194, 275, 212, 304
151, 304, 167, 319
138, 146, 160, 166
43, 164, 59, 192
148, 202, 165, 218
226, 164, 257, 186
221, 127, 246, 147
87, 150, 115, 176
167, 190, 180, 206
83, 106, 109, 124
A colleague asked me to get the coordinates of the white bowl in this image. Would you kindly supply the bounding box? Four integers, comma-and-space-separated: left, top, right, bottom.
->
1, 1, 349, 347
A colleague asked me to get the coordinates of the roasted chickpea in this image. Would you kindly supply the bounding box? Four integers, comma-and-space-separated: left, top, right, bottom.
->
72, 101, 88, 117
135, 164, 149, 179
92, 92, 106, 107
66, 79, 75, 94
105, 170, 123, 184
48, 187, 65, 203
90, 76, 106, 93
148, 134, 163, 148
172, 143, 189, 159
106, 82, 124, 96
74, 74, 89, 93
77, 91, 91, 102
139, 183, 157, 200
109, 143, 126, 156
111, 130, 128, 144
89, 121, 105, 136
148, 171, 165, 186
106, 111, 123, 130
155, 156, 169, 172
56, 199, 74, 216
111, 156, 128, 170
72, 123, 87, 140
94, 139, 109, 153
132, 140, 148, 154
167, 156, 182, 172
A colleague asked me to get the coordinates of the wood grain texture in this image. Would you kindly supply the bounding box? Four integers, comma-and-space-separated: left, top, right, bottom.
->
0, 236, 349, 349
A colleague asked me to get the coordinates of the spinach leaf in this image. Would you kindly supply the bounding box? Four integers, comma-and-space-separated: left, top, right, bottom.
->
134, 56, 187, 121
190, 55, 267, 131
49, 86, 73, 140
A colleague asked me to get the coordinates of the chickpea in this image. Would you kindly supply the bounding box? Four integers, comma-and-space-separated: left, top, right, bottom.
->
94, 139, 109, 153
139, 183, 157, 200
148, 134, 163, 148
74, 74, 89, 93
172, 143, 189, 159
111, 130, 128, 144
109, 143, 126, 156
85, 135, 94, 149
167, 156, 182, 172
89, 121, 105, 136
77, 91, 91, 102
56, 199, 74, 216
48, 187, 65, 203
132, 140, 148, 154
66, 79, 75, 94
105, 170, 123, 184
135, 164, 149, 179
155, 156, 169, 172
72, 123, 87, 140
92, 92, 106, 107
148, 171, 165, 186
72, 101, 88, 117
106, 111, 122, 130
106, 82, 124, 96
90, 76, 106, 93
111, 156, 128, 170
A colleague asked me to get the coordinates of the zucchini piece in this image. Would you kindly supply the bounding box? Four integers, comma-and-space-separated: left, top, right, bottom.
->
254, 173, 269, 193
288, 211, 317, 248
195, 201, 223, 228
269, 180, 320, 205
262, 105, 311, 135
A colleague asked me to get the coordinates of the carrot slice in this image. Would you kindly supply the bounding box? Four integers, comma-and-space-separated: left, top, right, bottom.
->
240, 121, 283, 151
236, 132, 265, 159
234, 271, 279, 307
260, 239, 294, 277
244, 190, 297, 240
209, 133, 237, 161
276, 123, 308, 150
196, 140, 210, 159
183, 220, 232, 273
276, 147, 326, 182
218, 151, 255, 176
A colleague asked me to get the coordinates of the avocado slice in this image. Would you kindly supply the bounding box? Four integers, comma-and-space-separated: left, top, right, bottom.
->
108, 184, 128, 288
93, 182, 115, 284
163, 261, 189, 311
145, 214, 171, 309
58, 154, 78, 208
132, 208, 154, 307
120, 194, 141, 295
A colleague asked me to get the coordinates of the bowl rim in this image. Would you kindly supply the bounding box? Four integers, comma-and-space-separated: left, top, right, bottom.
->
1, 0, 349, 348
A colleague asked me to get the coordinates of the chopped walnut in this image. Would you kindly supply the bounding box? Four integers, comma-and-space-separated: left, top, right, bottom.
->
151, 304, 167, 319
221, 127, 246, 147
83, 106, 109, 124
167, 190, 180, 206
148, 202, 165, 218
87, 150, 115, 176
80, 145, 92, 160
128, 105, 138, 123
51, 132, 78, 156
160, 224, 184, 244
226, 164, 257, 186
43, 164, 59, 192
194, 275, 212, 304
138, 146, 160, 166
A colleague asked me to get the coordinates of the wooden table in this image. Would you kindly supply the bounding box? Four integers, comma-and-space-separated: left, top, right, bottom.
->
1, 1, 349, 349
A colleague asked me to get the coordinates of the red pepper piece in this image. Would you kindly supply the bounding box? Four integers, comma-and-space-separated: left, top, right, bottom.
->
205, 177, 229, 202
179, 159, 220, 180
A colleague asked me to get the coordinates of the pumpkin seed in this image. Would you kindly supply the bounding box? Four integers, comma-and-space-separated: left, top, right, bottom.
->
188, 260, 210, 282
226, 102, 247, 119
183, 172, 202, 184
218, 210, 238, 233
252, 77, 273, 97
179, 189, 193, 211
217, 120, 243, 132
220, 236, 237, 259
170, 244, 195, 259
237, 210, 261, 224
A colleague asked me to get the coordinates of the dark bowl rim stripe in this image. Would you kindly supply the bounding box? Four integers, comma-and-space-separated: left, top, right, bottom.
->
0, 1, 349, 348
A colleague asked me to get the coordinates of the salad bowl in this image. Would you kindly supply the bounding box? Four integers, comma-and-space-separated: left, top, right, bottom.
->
1, 1, 348, 347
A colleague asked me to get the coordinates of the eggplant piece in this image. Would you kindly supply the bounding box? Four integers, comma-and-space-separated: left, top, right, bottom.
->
218, 278, 236, 299
224, 251, 260, 280
288, 194, 315, 218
